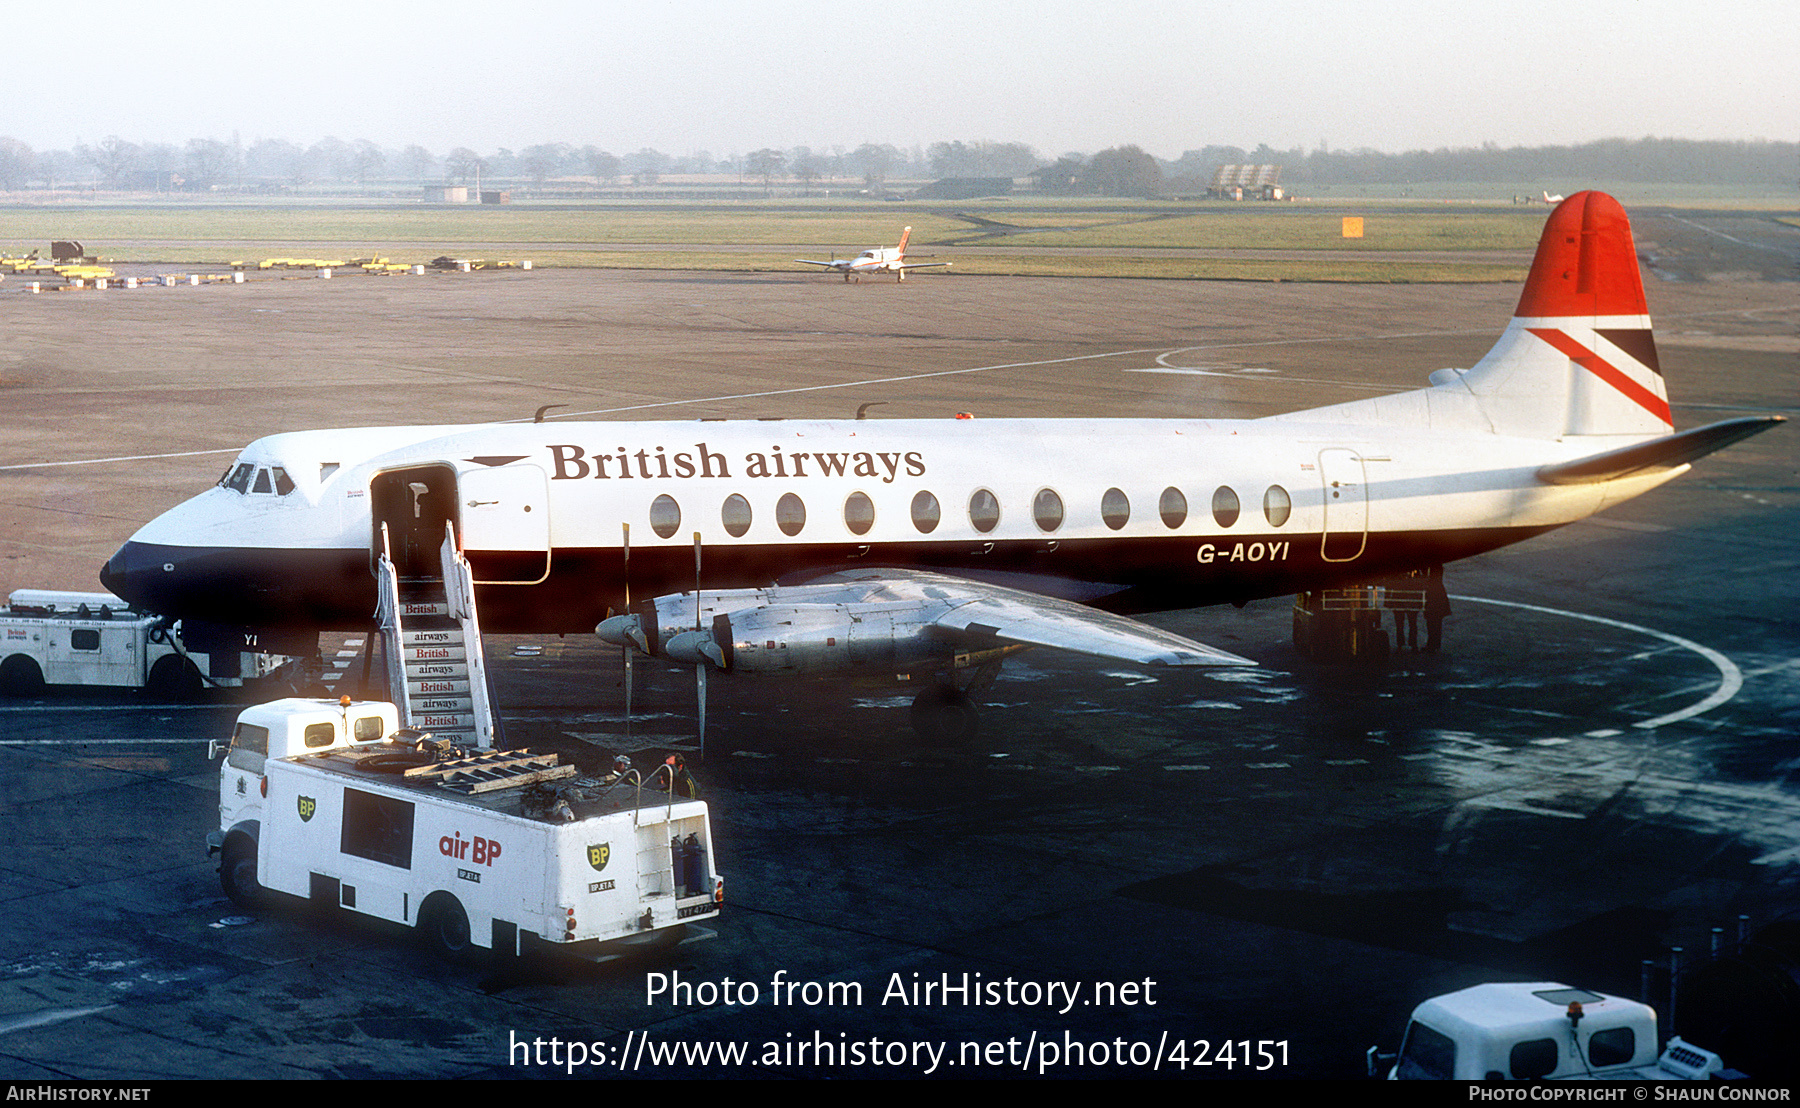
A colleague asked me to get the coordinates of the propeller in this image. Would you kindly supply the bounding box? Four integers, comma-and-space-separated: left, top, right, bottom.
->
621, 522, 632, 742
693, 531, 705, 759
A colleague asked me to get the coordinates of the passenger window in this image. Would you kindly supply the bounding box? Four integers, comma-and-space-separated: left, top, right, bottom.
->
1159, 487, 1188, 528
352, 716, 385, 742
1211, 486, 1240, 528
844, 492, 875, 536
303, 722, 336, 749
272, 467, 295, 496
777, 493, 806, 537
969, 489, 1000, 534
650, 494, 681, 539
911, 491, 941, 533
70, 628, 101, 651
1033, 488, 1064, 533
252, 469, 272, 494
1263, 485, 1292, 527
721, 494, 752, 537
1101, 487, 1130, 530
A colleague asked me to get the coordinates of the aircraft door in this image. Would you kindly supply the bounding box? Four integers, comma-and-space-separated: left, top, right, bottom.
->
370, 465, 458, 580
459, 464, 551, 585
1318, 448, 1369, 562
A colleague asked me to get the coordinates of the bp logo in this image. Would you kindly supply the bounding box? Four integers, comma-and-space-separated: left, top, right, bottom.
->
587, 843, 610, 872
297, 796, 317, 822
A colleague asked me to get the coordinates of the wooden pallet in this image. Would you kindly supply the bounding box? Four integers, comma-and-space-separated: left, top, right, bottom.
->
403, 749, 577, 794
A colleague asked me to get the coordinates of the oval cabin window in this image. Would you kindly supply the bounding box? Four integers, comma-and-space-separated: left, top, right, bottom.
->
911, 490, 941, 533
969, 489, 1000, 534
650, 494, 681, 539
1159, 487, 1188, 529
721, 494, 752, 537
776, 492, 806, 536
844, 492, 875, 536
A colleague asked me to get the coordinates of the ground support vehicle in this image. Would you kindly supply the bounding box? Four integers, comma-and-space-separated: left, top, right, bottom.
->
2, 589, 288, 697
207, 697, 722, 962
1370, 981, 1737, 1080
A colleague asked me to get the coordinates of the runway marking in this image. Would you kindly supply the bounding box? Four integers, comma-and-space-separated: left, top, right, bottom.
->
0, 447, 236, 472
1454, 595, 1744, 729
533, 348, 1171, 420
0, 1006, 117, 1036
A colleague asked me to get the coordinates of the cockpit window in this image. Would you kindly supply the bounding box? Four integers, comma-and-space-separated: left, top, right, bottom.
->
271, 467, 295, 496
252, 469, 272, 494
222, 463, 254, 493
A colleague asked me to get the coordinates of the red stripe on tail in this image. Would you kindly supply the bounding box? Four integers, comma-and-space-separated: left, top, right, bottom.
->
1528, 328, 1673, 426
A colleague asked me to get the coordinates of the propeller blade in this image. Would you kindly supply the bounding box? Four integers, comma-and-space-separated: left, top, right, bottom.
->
696, 663, 707, 757
622, 523, 632, 740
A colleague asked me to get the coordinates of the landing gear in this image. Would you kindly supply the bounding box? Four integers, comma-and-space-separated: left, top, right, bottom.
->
1293, 589, 1390, 661
908, 656, 1007, 743
911, 685, 979, 744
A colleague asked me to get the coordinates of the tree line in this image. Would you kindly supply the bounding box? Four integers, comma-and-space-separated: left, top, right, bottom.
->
0, 134, 1790, 194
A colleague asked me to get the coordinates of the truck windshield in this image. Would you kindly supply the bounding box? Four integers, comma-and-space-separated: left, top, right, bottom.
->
1396, 1021, 1456, 1080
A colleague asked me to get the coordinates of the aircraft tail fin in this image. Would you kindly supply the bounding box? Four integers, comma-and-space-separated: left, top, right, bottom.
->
1453, 191, 1672, 440
896, 226, 912, 254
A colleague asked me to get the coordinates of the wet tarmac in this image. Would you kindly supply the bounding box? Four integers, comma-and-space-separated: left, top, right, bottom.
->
0, 207, 1794, 1079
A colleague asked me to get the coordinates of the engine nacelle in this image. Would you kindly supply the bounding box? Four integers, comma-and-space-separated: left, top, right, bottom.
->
715, 604, 942, 676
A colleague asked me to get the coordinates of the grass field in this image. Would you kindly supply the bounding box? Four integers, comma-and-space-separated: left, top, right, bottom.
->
0, 198, 1545, 281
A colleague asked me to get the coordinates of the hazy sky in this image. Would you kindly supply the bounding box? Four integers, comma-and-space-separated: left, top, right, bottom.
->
9, 0, 1793, 159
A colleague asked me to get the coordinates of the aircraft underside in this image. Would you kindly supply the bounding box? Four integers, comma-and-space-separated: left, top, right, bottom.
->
106, 522, 1552, 637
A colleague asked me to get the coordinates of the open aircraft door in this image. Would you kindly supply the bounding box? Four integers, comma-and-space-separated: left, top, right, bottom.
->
458, 464, 551, 585
1318, 448, 1368, 562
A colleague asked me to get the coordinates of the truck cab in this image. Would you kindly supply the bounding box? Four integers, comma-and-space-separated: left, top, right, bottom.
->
210, 698, 399, 865
1383, 982, 1726, 1080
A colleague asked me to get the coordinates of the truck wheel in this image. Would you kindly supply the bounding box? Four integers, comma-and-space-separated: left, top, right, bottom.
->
419, 893, 474, 963
220, 837, 266, 908
0, 655, 45, 697
147, 655, 202, 701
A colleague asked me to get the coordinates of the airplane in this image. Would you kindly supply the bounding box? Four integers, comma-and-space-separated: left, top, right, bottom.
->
99, 192, 1781, 741
796, 227, 950, 282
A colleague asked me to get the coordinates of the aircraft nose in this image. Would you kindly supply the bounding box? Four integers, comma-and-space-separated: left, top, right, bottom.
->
100, 540, 177, 612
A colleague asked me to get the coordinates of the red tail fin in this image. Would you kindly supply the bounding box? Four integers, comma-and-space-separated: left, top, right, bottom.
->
1515, 191, 1648, 319
896, 226, 912, 254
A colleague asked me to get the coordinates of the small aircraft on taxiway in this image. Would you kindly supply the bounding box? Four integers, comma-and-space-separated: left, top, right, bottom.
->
796, 226, 949, 282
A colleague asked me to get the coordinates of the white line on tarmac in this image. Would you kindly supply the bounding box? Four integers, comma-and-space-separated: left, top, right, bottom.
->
0, 447, 237, 472
1453, 595, 1745, 729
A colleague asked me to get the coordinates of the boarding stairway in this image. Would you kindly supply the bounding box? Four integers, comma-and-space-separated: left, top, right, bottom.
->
375, 522, 498, 749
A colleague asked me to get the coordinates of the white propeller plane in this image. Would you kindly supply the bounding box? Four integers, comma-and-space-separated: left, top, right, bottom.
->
99, 193, 1780, 739
796, 226, 949, 282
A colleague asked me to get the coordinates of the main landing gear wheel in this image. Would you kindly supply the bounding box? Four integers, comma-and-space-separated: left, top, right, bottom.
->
910, 686, 979, 744
147, 654, 203, 701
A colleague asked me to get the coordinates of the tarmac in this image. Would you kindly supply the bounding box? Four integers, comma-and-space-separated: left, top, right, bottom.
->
0, 206, 1795, 1079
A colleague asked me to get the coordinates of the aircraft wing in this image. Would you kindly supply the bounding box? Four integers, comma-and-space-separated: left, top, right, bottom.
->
894, 262, 951, 270
804, 568, 1253, 667
795, 258, 848, 269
